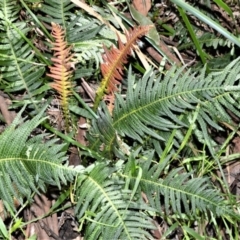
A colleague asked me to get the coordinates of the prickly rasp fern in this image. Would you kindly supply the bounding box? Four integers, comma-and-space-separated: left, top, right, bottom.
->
74, 163, 157, 240
73, 151, 239, 240
0, 107, 238, 238
1, 0, 240, 238
73, 58, 240, 239
89, 58, 240, 158
125, 152, 236, 218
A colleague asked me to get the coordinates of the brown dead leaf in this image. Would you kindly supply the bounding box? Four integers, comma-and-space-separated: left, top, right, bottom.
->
133, 0, 151, 16
0, 96, 16, 125
25, 194, 59, 239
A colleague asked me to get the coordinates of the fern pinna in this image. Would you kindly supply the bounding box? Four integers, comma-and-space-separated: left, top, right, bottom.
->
94, 26, 151, 111
47, 23, 74, 132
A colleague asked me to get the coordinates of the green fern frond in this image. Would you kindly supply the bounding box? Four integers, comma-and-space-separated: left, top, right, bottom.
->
89, 58, 240, 157
122, 152, 238, 219
179, 31, 234, 52
75, 156, 238, 239
67, 14, 104, 43
0, 0, 45, 106
0, 105, 82, 211
0, 0, 20, 22
200, 32, 234, 50
137, 159, 235, 217
37, 0, 75, 33
74, 39, 112, 68
37, 0, 105, 43
75, 163, 155, 240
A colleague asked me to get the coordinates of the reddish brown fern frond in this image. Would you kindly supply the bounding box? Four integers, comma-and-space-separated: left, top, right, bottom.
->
94, 25, 151, 110
47, 23, 74, 131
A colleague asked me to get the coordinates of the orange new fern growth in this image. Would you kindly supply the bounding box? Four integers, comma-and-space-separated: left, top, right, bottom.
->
94, 26, 151, 111
47, 23, 74, 132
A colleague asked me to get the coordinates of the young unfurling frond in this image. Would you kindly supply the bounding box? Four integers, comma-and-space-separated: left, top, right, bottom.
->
94, 26, 151, 110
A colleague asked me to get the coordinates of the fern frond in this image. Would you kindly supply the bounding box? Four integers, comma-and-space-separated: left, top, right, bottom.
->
74, 39, 112, 68
47, 23, 74, 131
0, 106, 82, 211
75, 163, 155, 240
37, 0, 75, 34
89, 58, 240, 157
94, 26, 151, 110
200, 32, 234, 50
37, 0, 106, 43
0, 0, 45, 106
123, 153, 238, 218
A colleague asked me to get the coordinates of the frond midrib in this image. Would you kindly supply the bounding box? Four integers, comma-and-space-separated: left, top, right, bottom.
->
114, 86, 227, 125
0, 157, 80, 174
88, 175, 132, 238
91, 85, 235, 151
121, 173, 227, 215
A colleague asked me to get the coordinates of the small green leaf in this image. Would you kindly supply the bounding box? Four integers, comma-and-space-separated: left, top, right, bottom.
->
27, 234, 37, 240
213, 0, 233, 18
50, 190, 70, 213
182, 226, 205, 240
0, 217, 8, 238
10, 218, 23, 233
128, 4, 159, 45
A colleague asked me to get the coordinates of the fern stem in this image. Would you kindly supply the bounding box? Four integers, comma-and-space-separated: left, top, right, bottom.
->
72, 90, 98, 119
42, 121, 105, 161
9, 21, 50, 65
20, 0, 53, 42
